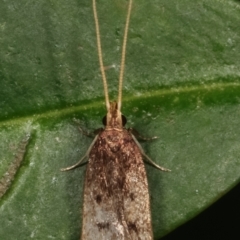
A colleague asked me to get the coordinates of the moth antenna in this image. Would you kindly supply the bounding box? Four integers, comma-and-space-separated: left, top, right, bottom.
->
92, 0, 110, 110
118, 0, 133, 111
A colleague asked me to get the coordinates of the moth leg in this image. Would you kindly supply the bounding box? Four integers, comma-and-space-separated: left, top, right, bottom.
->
60, 134, 99, 171
128, 128, 157, 141
78, 127, 95, 138
131, 133, 171, 172
73, 118, 103, 138
141, 151, 171, 172
60, 155, 88, 171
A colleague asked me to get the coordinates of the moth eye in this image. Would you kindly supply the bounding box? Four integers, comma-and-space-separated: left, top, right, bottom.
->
102, 115, 107, 126
122, 115, 127, 126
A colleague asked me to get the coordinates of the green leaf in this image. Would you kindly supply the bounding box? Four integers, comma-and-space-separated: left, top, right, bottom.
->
0, 0, 240, 239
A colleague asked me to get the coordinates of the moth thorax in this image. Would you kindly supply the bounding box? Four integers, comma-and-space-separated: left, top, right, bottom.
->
106, 102, 123, 129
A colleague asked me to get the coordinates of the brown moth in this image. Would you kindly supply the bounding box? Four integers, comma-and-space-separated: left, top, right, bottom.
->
61, 0, 170, 239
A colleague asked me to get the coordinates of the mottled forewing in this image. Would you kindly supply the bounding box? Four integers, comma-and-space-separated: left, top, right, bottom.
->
81, 129, 153, 240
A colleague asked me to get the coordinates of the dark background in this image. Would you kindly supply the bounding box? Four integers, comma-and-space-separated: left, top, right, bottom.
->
161, 183, 240, 240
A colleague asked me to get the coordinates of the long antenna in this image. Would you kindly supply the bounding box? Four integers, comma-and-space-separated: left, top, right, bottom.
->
118, 0, 133, 111
92, 0, 133, 112
92, 0, 110, 110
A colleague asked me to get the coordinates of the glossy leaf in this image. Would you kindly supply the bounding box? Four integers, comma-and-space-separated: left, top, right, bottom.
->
0, 0, 240, 239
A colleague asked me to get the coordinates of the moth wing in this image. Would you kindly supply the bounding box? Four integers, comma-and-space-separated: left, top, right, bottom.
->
81, 130, 153, 240
122, 142, 154, 240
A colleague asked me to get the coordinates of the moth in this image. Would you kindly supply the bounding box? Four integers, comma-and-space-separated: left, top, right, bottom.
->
61, 0, 170, 239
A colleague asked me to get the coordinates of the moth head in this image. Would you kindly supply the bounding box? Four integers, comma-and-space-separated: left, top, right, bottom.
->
102, 101, 127, 128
